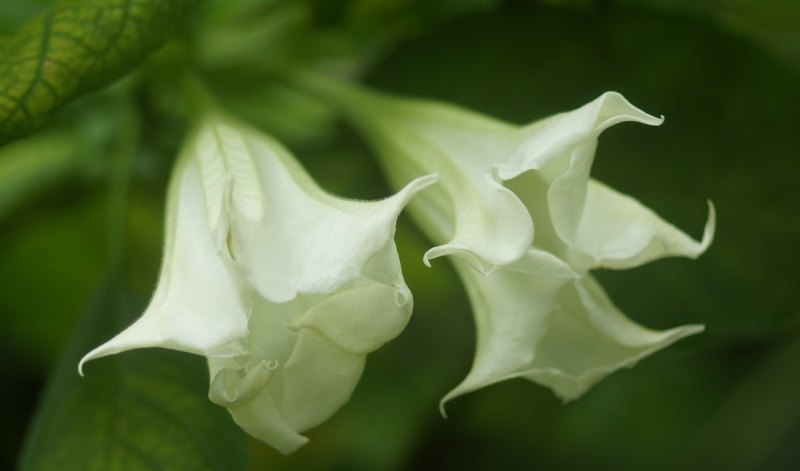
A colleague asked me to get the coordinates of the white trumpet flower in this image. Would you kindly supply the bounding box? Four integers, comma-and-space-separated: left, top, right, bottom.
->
295, 74, 715, 407
79, 111, 436, 453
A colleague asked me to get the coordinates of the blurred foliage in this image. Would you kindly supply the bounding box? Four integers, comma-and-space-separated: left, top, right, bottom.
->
619, 0, 800, 70
0, 0, 201, 144
19, 280, 250, 471
1, 0, 798, 470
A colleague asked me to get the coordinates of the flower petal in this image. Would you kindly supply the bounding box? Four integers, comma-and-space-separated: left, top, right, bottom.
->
79, 148, 250, 374
290, 74, 534, 272
498, 92, 664, 250
289, 281, 412, 355
208, 326, 366, 453
277, 329, 366, 432
222, 121, 436, 301
525, 276, 702, 401
442, 266, 702, 408
218, 378, 309, 455
440, 250, 576, 412
570, 181, 715, 269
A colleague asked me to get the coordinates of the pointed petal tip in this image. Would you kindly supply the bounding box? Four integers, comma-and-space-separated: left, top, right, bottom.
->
77, 347, 104, 377
411, 172, 440, 190
423, 244, 497, 275
595, 91, 665, 129
699, 199, 716, 254
438, 397, 450, 419
686, 323, 706, 335
391, 173, 439, 208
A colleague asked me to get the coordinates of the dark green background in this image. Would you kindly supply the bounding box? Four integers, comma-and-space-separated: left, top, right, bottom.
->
2, 0, 798, 470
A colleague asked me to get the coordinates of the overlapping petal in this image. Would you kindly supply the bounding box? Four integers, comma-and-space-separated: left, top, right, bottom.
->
499, 92, 714, 272
443, 263, 703, 407
79, 139, 251, 373
80, 110, 434, 453
293, 74, 533, 273
295, 75, 715, 407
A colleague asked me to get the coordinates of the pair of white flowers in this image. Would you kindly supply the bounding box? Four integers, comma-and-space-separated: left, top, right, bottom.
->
80, 74, 714, 453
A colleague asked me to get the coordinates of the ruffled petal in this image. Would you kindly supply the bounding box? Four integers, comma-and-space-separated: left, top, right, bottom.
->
385, 100, 534, 271
569, 181, 715, 270
443, 266, 702, 407
79, 146, 250, 374
440, 250, 576, 412
498, 92, 664, 249
213, 120, 436, 302
290, 73, 534, 272
523, 276, 702, 401
208, 272, 406, 452
215, 373, 309, 454
289, 281, 412, 355
207, 328, 365, 455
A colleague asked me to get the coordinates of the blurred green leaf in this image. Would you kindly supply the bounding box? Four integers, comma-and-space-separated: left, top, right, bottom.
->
0, 1, 52, 36
616, 0, 800, 70
676, 332, 800, 471
0, 194, 107, 368
19, 279, 250, 471
0, 130, 86, 221
0, 0, 201, 144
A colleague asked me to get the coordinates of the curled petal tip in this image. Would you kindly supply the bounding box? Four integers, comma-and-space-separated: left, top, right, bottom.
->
700, 200, 717, 253
438, 398, 450, 419
423, 244, 498, 275
413, 172, 440, 189
78, 348, 103, 377
595, 91, 664, 129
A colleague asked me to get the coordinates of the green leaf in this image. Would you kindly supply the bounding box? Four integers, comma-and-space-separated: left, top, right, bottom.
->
19, 279, 250, 471
0, 129, 85, 221
616, 0, 800, 71
0, 0, 201, 145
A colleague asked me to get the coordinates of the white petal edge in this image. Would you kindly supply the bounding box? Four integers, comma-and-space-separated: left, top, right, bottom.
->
440, 271, 704, 412
238, 126, 438, 302
495, 91, 663, 181
439, 252, 577, 416
79, 150, 250, 375
523, 277, 704, 401
571, 180, 716, 269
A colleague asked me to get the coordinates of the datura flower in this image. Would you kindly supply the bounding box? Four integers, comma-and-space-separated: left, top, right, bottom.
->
79, 111, 436, 453
294, 74, 715, 408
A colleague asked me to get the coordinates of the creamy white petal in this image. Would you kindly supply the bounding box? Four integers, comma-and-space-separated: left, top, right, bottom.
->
525, 276, 702, 401
289, 282, 412, 355
80, 106, 428, 453
441, 250, 577, 412
192, 114, 264, 242
277, 329, 366, 432
498, 92, 664, 250
443, 268, 702, 406
209, 270, 409, 452
381, 100, 533, 270
79, 148, 250, 374
290, 73, 533, 272
288, 75, 713, 418
570, 181, 715, 270
209, 122, 436, 301
497, 92, 663, 180
219, 379, 309, 455
211, 329, 365, 454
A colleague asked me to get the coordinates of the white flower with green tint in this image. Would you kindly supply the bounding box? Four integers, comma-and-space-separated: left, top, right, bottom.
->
295, 75, 715, 407
79, 112, 436, 453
